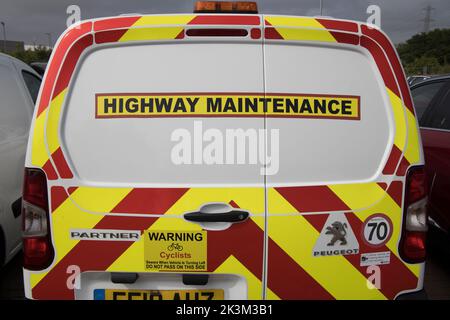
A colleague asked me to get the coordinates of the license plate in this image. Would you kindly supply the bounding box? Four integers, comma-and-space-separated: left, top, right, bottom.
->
94, 289, 224, 300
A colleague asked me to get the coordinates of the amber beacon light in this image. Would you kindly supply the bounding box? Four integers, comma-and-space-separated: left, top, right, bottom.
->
194, 1, 258, 13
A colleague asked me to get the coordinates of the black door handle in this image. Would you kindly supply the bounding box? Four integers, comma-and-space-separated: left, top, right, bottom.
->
184, 209, 249, 223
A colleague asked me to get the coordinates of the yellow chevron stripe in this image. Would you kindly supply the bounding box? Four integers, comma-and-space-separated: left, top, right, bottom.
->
31, 187, 135, 289
46, 89, 67, 155
265, 16, 336, 42
267, 188, 386, 299
119, 27, 185, 42
404, 108, 421, 164
387, 88, 407, 152
328, 186, 421, 277
271, 28, 336, 42
68, 187, 132, 212
328, 183, 385, 211
214, 255, 268, 300
108, 191, 265, 300
265, 16, 329, 29
31, 109, 49, 167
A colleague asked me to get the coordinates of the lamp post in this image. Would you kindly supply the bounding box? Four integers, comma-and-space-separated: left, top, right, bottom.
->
320, 0, 323, 16
1, 22, 6, 52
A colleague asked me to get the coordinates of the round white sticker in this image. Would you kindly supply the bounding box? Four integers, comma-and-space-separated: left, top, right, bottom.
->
362, 214, 393, 247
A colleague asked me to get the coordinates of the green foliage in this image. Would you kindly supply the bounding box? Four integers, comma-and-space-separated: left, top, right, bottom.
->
9, 46, 52, 65
397, 29, 450, 76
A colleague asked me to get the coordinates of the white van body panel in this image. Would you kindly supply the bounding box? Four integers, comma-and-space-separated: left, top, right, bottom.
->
264, 43, 393, 186
62, 42, 265, 186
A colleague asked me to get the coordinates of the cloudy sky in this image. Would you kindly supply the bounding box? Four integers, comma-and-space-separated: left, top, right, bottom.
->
0, 0, 449, 46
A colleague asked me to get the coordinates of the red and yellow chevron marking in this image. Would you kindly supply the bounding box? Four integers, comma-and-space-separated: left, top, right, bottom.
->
30, 186, 267, 300
28, 15, 422, 300
268, 182, 420, 300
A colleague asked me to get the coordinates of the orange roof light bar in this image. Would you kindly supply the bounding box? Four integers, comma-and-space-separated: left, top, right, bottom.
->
194, 1, 258, 13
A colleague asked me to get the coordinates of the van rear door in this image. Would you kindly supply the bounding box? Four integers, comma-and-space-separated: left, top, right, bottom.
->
29, 15, 266, 300
262, 16, 422, 299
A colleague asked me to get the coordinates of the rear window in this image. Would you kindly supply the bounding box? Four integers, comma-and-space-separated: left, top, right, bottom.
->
22, 70, 41, 104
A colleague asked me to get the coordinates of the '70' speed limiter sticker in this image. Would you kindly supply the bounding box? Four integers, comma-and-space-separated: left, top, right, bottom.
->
362, 214, 393, 247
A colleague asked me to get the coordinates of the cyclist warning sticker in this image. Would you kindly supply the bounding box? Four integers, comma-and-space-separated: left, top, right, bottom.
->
144, 230, 207, 272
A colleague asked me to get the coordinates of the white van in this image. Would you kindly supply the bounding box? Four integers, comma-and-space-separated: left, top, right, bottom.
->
22, 2, 428, 300
0, 53, 41, 266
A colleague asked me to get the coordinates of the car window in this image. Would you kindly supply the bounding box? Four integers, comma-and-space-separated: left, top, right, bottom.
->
411, 81, 445, 123
0, 63, 31, 137
427, 86, 450, 130
21, 70, 42, 104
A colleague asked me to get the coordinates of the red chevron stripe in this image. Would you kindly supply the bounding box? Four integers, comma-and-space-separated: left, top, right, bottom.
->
344, 213, 419, 299
37, 22, 92, 116
42, 159, 58, 180
207, 217, 264, 277
327, 31, 359, 45
32, 189, 187, 299
361, 25, 414, 114
267, 234, 334, 299
275, 186, 349, 213
51, 147, 73, 179
385, 181, 404, 207
53, 34, 93, 99
396, 156, 411, 176
95, 29, 131, 44
264, 27, 283, 39
51, 187, 68, 212
383, 145, 402, 175
32, 215, 158, 299
94, 16, 141, 32
316, 19, 359, 33
51, 187, 78, 213
215, 201, 333, 299
360, 35, 400, 97
303, 212, 418, 299
111, 188, 189, 214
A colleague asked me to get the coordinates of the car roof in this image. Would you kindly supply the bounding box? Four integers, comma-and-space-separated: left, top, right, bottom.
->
0, 52, 42, 78
410, 74, 450, 89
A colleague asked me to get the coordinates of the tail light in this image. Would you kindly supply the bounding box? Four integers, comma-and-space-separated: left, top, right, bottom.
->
399, 166, 428, 263
194, 1, 258, 13
22, 168, 54, 270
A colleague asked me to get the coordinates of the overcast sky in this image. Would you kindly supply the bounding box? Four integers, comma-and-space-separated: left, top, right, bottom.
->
0, 0, 449, 46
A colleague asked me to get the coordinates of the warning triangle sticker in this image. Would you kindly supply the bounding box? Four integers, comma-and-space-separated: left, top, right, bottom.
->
312, 213, 359, 257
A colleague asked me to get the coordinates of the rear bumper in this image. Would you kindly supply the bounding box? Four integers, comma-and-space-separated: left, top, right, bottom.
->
396, 289, 428, 300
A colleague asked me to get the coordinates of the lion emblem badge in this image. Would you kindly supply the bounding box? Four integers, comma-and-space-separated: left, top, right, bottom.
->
325, 221, 348, 246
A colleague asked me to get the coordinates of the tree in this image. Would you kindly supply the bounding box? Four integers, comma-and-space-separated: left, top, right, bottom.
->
397, 29, 450, 75
9, 46, 52, 65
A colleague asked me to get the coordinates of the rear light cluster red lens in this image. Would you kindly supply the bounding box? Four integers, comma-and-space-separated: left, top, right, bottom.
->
399, 166, 428, 264
22, 168, 54, 270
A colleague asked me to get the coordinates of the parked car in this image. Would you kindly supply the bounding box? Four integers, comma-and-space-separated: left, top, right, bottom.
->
411, 75, 450, 233
0, 53, 41, 267
408, 75, 432, 87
